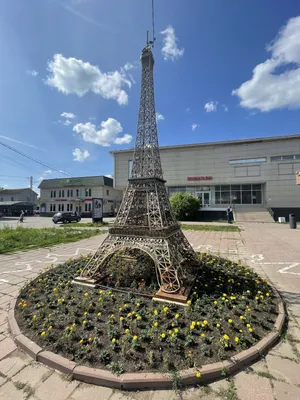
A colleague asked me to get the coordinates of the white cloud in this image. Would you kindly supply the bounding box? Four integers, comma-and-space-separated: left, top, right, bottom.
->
191, 123, 199, 131
72, 148, 90, 162
73, 118, 132, 147
204, 101, 218, 112
38, 170, 52, 181
26, 69, 38, 77
156, 112, 165, 122
160, 26, 184, 61
233, 16, 300, 112
63, 120, 72, 126
0, 135, 41, 150
61, 112, 76, 119
222, 105, 229, 112
46, 54, 132, 105
124, 63, 135, 71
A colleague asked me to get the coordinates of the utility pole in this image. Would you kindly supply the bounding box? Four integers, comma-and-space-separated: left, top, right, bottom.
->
30, 176, 33, 203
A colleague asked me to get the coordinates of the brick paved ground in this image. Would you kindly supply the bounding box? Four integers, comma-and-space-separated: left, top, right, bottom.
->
0, 223, 300, 399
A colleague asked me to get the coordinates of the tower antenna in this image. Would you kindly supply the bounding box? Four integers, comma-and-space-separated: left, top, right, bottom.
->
148, 0, 156, 47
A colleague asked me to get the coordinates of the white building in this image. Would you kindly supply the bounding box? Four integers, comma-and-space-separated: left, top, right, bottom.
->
39, 176, 122, 217
110, 134, 300, 221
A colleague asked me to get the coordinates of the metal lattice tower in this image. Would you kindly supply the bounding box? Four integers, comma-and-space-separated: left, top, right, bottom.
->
74, 44, 199, 297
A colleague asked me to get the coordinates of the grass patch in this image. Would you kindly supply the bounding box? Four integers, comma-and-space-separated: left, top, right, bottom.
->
0, 226, 105, 254
75, 222, 108, 227
181, 224, 240, 232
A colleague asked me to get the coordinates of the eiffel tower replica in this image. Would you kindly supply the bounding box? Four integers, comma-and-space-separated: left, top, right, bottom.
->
75, 40, 199, 302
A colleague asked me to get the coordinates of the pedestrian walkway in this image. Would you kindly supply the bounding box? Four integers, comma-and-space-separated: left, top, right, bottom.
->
0, 224, 300, 399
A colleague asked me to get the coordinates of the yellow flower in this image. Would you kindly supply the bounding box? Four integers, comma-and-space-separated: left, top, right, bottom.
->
248, 328, 253, 333
190, 324, 194, 330
216, 323, 221, 328
127, 313, 132, 317
196, 321, 201, 326
88, 337, 93, 343
84, 292, 88, 297
228, 319, 233, 324
153, 321, 158, 327
187, 300, 191, 305
201, 333, 205, 337
125, 329, 130, 334
111, 338, 116, 343
48, 326, 52, 331
203, 320, 208, 325
235, 337, 239, 343
240, 316, 245, 320
196, 371, 201, 378
136, 315, 141, 321
133, 335, 138, 341
174, 328, 179, 333
82, 320, 87, 325
40, 331, 46, 337
84, 311, 88, 316
213, 301, 218, 305
97, 312, 102, 317
79, 339, 84, 344
161, 333, 166, 339
32, 315, 37, 320
154, 310, 158, 315
136, 302, 140, 307
175, 314, 180, 319
223, 293, 227, 297
163, 306, 169, 313
168, 330, 172, 335
119, 307, 123, 312
223, 334, 230, 341
120, 317, 124, 321
246, 324, 251, 328
266, 293, 270, 297
53, 288, 57, 292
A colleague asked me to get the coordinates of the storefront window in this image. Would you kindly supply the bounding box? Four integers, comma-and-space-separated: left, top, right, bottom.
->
215, 184, 262, 205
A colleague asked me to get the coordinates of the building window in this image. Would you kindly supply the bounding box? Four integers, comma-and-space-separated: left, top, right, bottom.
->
0, 198, 3, 201
58, 204, 61, 212
215, 184, 262, 205
89, 188, 92, 196
67, 190, 70, 197
11, 197, 14, 201
89, 203, 91, 211
128, 160, 133, 178
50, 204, 52, 212
106, 189, 109, 196
59, 190, 61, 197
62, 190, 64, 197
70, 189, 73, 197
229, 157, 266, 165
85, 189, 88, 197
53, 191, 56, 198
51, 191, 53, 198
53, 204, 56, 212
67, 204, 70, 212
61, 204, 64, 212
70, 203, 73, 211
76, 189, 79, 197
271, 154, 300, 161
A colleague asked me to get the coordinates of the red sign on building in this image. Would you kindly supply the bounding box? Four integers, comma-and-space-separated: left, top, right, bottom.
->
187, 176, 213, 181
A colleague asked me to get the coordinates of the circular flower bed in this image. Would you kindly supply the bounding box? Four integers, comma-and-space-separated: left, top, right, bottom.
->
15, 253, 279, 375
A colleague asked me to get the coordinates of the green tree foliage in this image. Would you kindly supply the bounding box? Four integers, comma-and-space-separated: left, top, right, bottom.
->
169, 192, 200, 221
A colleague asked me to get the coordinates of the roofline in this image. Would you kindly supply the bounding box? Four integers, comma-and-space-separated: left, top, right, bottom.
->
109, 133, 300, 155
38, 175, 112, 182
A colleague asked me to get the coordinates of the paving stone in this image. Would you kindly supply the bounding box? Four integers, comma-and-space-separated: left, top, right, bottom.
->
150, 390, 178, 400
130, 389, 155, 400
0, 351, 31, 378
266, 354, 300, 384
273, 381, 300, 400
0, 376, 7, 386
235, 371, 275, 400
109, 392, 135, 400
0, 294, 13, 306
34, 372, 79, 400
245, 359, 269, 376
0, 321, 10, 336
0, 381, 25, 400
0, 313, 7, 326
209, 378, 230, 393
0, 337, 17, 360
181, 386, 217, 399
12, 363, 53, 389
68, 383, 113, 400
0, 334, 6, 342
270, 340, 298, 360
288, 325, 300, 340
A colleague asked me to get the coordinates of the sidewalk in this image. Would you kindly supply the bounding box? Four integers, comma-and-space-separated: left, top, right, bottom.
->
0, 225, 300, 399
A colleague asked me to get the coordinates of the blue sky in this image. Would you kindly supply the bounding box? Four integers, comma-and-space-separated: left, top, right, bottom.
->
1, 0, 300, 193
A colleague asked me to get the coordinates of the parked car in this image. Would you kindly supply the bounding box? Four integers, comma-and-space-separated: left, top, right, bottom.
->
52, 212, 81, 224
33, 209, 40, 215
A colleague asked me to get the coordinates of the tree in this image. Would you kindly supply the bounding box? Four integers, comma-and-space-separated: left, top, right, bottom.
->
169, 192, 200, 221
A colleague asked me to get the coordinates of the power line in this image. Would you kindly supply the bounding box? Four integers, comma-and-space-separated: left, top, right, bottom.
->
0, 152, 46, 175
0, 175, 29, 178
0, 140, 69, 176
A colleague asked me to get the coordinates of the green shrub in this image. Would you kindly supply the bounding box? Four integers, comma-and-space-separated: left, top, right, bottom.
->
169, 192, 200, 221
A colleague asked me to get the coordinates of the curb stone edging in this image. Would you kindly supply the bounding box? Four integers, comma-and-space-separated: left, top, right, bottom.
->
9, 290, 286, 390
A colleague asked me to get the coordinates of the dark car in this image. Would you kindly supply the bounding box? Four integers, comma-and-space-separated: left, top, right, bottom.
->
52, 212, 81, 224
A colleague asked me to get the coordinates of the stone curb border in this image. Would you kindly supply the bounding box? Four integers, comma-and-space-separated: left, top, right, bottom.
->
8, 289, 286, 391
